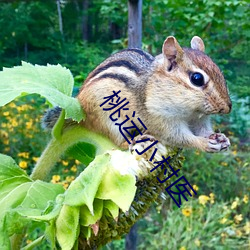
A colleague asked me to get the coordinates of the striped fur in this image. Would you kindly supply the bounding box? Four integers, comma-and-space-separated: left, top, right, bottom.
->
76, 36, 232, 153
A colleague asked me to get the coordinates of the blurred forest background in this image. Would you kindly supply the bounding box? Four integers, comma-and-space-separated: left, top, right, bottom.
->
0, 0, 249, 249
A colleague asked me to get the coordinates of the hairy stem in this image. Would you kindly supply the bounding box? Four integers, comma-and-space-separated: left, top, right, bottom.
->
30, 126, 118, 181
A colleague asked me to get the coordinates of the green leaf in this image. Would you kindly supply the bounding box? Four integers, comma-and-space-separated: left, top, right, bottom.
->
0, 231, 10, 250
79, 199, 103, 226
56, 205, 80, 250
20, 181, 64, 213
1, 181, 64, 239
80, 226, 92, 240
0, 154, 65, 244
103, 200, 119, 219
52, 109, 65, 139
27, 200, 63, 222
3, 210, 31, 237
0, 154, 30, 181
0, 62, 85, 122
45, 220, 56, 249
64, 153, 111, 213
65, 142, 96, 165
0, 176, 32, 201
21, 235, 45, 250
96, 166, 136, 212
0, 182, 33, 218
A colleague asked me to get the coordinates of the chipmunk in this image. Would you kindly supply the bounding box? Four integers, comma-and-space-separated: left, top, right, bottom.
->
43, 36, 232, 153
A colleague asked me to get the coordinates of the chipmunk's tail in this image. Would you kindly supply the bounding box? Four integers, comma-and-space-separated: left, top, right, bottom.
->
41, 106, 62, 130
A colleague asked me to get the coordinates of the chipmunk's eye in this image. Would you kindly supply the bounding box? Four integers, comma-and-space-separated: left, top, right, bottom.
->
190, 72, 204, 87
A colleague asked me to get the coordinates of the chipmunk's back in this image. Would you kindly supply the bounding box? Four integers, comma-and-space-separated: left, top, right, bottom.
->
83, 48, 155, 89
77, 48, 155, 145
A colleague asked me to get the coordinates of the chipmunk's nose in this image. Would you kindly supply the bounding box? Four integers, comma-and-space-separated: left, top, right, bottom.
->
219, 101, 232, 114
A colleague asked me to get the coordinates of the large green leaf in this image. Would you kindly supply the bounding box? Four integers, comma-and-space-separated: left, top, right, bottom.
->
20, 181, 64, 213
0, 176, 31, 201
79, 199, 103, 227
65, 142, 96, 165
0, 154, 30, 181
64, 151, 137, 214
0, 62, 85, 121
0, 154, 65, 248
56, 205, 80, 250
96, 166, 136, 212
64, 153, 110, 213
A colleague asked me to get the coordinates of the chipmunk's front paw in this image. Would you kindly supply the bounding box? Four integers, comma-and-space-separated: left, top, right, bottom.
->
129, 134, 157, 152
206, 133, 230, 152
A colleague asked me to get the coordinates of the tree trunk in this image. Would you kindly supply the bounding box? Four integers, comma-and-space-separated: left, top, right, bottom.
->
128, 0, 142, 49
82, 0, 89, 41
56, 0, 63, 36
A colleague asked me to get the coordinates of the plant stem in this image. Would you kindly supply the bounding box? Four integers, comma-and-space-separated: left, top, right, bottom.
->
30, 126, 118, 181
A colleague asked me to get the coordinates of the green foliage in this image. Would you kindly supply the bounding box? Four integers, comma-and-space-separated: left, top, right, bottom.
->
0, 62, 84, 122
137, 196, 249, 249
0, 0, 249, 99
0, 149, 139, 249
0, 154, 64, 249
0, 1, 249, 249
0, 63, 151, 249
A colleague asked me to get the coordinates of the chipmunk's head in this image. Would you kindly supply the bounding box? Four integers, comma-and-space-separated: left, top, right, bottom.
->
150, 36, 232, 117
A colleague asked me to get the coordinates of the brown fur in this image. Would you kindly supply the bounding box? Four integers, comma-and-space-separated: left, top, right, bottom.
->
77, 36, 231, 152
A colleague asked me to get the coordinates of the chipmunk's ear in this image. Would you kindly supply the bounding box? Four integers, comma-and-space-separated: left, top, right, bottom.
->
162, 36, 184, 63
191, 36, 205, 52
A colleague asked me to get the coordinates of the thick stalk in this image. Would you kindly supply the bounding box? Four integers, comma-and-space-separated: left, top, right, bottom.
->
30, 126, 117, 181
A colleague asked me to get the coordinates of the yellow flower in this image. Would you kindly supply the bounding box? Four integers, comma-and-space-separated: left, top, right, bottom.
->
234, 214, 243, 224
232, 150, 237, 156
66, 176, 75, 182
26, 121, 33, 129
70, 165, 77, 172
75, 160, 81, 165
182, 207, 192, 217
194, 238, 201, 247
221, 162, 228, 167
231, 200, 239, 209
0, 130, 8, 138
62, 160, 69, 166
198, 195, 210, 206
9, 102, 16, 108
220, 217, 227, 224
209, 193, 215, 204
236, 229, 242, 237
17, 105, 30, 112
244, 221, 250, 234
193, 184, 199, 191
235, 157, 242, 163
51, 175, 61, 183
63, 182, 69, 189
11, 120, 18, 127
32, 157, 39, 162
3, 111, 9, 116
243, 195, 248, 204
19, 161, 28, 169
3, 138, 9, 145
18, 152, 29, 159
179, 247, 186, 250
221, 232, 227, 238
4, 147, 10, 152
